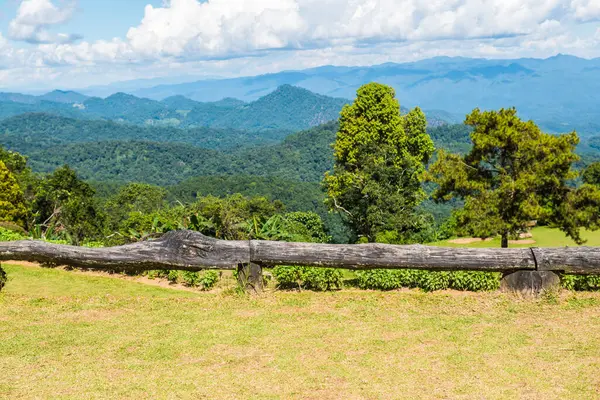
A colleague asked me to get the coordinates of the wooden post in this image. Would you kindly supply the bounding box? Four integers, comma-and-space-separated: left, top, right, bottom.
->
500, 271, 561, 297
237, 262, 263, 294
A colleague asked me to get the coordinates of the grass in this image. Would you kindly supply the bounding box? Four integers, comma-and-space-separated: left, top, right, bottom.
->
433, 226, 600, 248
2, 263, 600, 399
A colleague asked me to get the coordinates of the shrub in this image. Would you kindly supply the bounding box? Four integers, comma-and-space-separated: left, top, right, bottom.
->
180, 271, 200, 287
355, 269, 501, 292
448, 271, 502, 292
0, 226, 26, 242
561, 275, 600, 291
167, 270, 180, 283
0, 265, 6, 292
0, 221, 27, 235
167, 270, 220, 290
272, 266, 343, 291
198, 271, 219, 291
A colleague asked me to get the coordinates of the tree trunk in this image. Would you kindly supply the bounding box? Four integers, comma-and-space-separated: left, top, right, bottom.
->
501, 233, 509, 248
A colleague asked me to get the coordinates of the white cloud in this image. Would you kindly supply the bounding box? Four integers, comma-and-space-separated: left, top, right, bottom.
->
1, 0, 600, 90
571, 0, 600, 22
126, 0, 306, 57
8, 0, 80, 44
122, 0, 574, 58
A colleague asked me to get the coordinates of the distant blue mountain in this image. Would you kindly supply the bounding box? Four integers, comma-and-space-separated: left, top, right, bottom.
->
128, 54, 600, 135
0, 90, 88, 105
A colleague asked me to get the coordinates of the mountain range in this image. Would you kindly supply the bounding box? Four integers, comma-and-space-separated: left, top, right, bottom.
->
0, 84, 455, 131
103, 55, 600, 136
3, 55, 600, 135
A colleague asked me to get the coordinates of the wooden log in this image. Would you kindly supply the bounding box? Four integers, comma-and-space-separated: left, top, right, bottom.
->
530, 247, 600, 274
237, 263, 264, 294
0, 231, 249, 271
250, 241, 536, 271
1, 230, 600, 275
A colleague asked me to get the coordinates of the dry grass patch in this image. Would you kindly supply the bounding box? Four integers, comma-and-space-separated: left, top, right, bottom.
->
1, 263, 600, 399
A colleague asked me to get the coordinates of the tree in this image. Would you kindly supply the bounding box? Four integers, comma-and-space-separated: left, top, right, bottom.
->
105, 183, 168, 231
323, 83, 434, 243
0, 161, 27, 225
429, 107, 582, 247
33, 165, 104, 244
583, 162, 600, 186
0, 147, 28, 175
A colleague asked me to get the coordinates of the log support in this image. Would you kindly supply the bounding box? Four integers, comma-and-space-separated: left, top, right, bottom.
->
500, 270, 561, 297
236, 262, 264, 294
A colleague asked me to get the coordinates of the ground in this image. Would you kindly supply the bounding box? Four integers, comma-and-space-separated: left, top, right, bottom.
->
434, 226, 600, 248
1, 263, 600, 399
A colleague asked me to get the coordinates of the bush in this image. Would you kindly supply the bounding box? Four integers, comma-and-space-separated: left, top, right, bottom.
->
163, 270, 220, 290
0, 226, 26, 242
272, 266, 343, 291
167, 270, 180, 283
561, 275, 600, 291
198, 271, 219, 290
448, 271, 502, 292
355, 269, 501, 292
0, 265, 6, 292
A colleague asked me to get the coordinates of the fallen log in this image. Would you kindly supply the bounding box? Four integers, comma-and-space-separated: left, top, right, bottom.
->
1, 230, 599, 274
0, 231, 249, 271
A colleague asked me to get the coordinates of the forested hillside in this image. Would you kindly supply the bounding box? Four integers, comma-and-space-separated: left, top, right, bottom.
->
182, 85, 349, 131
0, 113, 290, 152
0, 85, 457, 132
0, 119, 479, 186
0, 85, 349, 132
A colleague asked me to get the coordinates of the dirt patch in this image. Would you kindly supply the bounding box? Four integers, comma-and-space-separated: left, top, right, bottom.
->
509, 239, 536, 245
447, 237, 493, 244
1, 261, 39, 268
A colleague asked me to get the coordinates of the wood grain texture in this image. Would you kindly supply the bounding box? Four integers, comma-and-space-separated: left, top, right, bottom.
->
251, 241, 536, 271
0, 231, 249, 271
1, 230, 600, 274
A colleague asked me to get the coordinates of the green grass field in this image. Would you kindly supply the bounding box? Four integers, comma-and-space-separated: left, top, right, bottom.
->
2, 263, 600, 399
434, 226, 600, 248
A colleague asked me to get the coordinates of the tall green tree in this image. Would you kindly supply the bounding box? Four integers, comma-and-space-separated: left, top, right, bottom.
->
104, 183, 168, 231
0, 161, 27, 225
33, 166, 104, 244
323, 83, 434, 243
429, 108, 583, 248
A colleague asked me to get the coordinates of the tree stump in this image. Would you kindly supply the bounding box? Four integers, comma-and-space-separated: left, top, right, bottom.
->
500, 271, 560, 297
237, 263, 263, 294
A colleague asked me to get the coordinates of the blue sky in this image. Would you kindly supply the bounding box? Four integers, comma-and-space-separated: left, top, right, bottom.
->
0, 0, 599, 91
0, 0, 162, 43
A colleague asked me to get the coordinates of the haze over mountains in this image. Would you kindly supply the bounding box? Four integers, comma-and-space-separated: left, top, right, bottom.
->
126, 55, 600, 135
3, 55, 600, 135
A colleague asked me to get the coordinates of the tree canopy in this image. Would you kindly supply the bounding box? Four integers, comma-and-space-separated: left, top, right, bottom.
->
429, 107, 586, 247
0, 161, 27, 225
323, 83, 434, 243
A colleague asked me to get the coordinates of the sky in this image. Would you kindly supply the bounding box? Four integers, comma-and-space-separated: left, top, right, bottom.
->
0, 0, 600, 91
